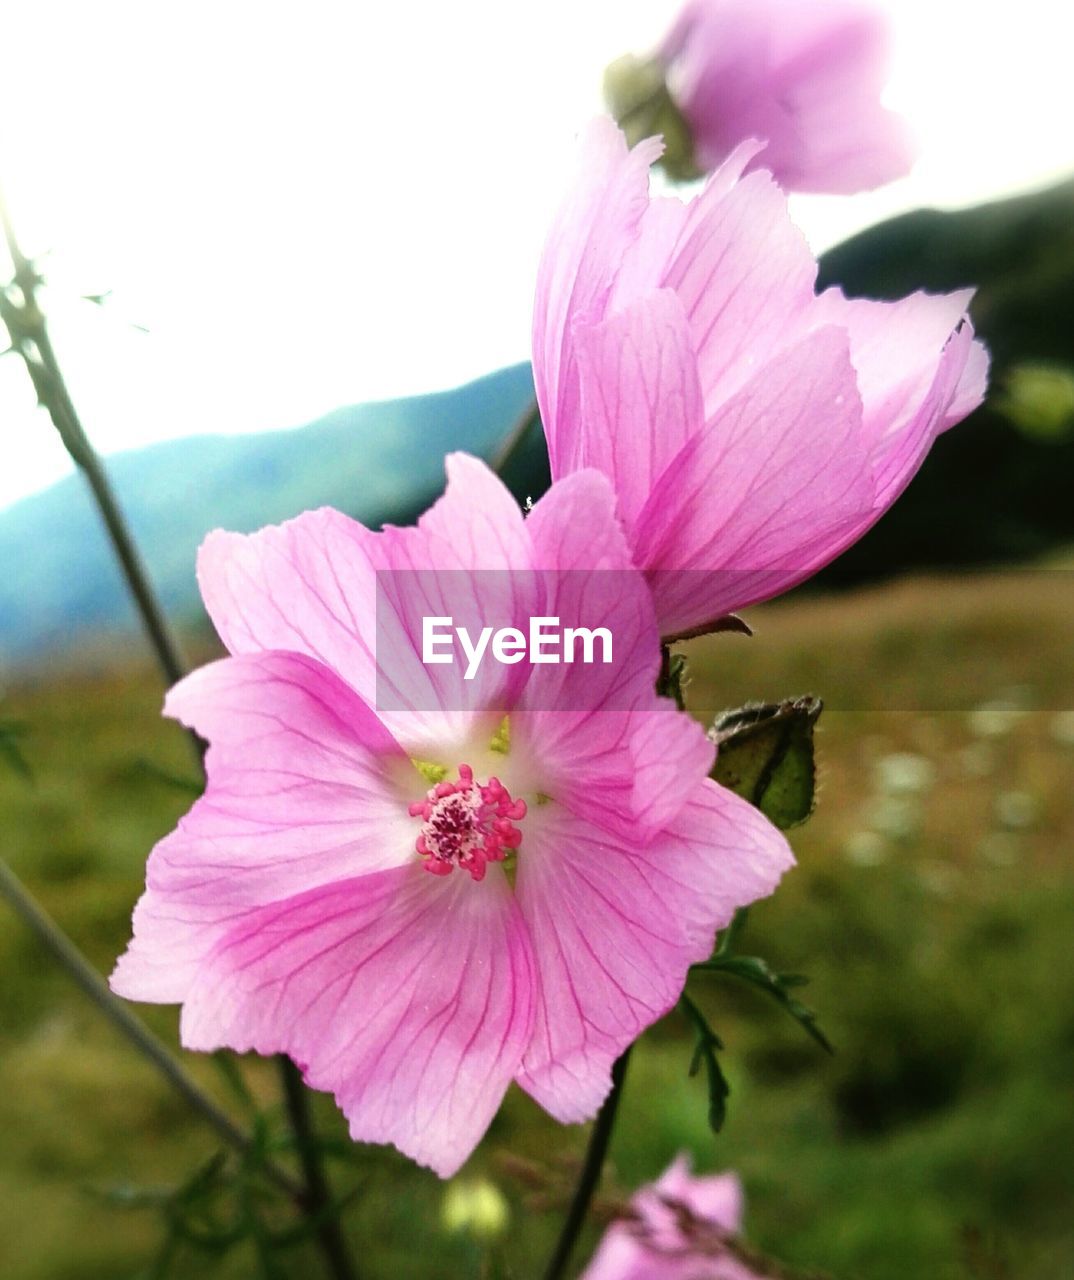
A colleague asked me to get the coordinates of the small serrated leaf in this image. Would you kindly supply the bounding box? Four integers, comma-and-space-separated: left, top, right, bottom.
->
697, 951, 834, 1056
710, 696, 822, 829
679, 993, 731, 1133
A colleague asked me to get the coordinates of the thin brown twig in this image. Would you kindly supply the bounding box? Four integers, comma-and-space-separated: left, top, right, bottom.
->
1, 180, 358, 1280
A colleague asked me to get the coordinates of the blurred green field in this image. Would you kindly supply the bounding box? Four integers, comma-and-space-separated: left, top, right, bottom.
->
1, 569, 1072, 1280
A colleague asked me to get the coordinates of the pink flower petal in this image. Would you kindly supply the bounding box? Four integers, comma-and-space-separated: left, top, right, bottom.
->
626, 715, 716, 834
761, 0, 915, 194
515, 782, 793, 1120
111, 651, 413, 1003
181, 863, 536, 1178
657, 167, 817, 418
534, 118, 663, 475
815, 286, 987, 457
632, 326, 872, 633
525, 468, 638, 576
573, 289, 705, 527
607, 196, 690, 311
865, 318, 983, 511
197, 454, 534, 754
825, 290, 990, 506
944, 326, 990, 431
582, 1155, 750, 1279
197, 507, 381, 702
664, 0, 915, 195
605, 139, 765, 311
651, 1154, 743, 1233
519, 468, 714, 839
534, 120, 988, 634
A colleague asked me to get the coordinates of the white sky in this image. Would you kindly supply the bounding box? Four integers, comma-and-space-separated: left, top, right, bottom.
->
1, 0, 1071, 510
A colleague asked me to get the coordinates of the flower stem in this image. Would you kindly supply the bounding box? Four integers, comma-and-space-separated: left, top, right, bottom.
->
492, 396, 541, 477
279, 1057, 358, 1280
0, 856, 301, 1200
0, 186, 200, 767
541, 1047, 632, 1280
1, 182, 357, 1278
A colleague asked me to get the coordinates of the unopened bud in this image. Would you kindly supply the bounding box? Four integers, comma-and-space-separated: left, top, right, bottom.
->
441, 1177, 510, 1243
602, 54, 700, 183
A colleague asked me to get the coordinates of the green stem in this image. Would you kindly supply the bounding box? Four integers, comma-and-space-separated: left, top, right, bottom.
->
279, 1058, 358, 1280
0, 856, 301, 1200
541, 1048, 632, 1280
0, 188, 196, 722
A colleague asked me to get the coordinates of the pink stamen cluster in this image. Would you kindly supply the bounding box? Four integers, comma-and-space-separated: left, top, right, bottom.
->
408, 764, 527, 882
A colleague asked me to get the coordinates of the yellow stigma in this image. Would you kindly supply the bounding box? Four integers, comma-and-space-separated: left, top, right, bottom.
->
489, 715, 510, 755
412, 759, 449, 785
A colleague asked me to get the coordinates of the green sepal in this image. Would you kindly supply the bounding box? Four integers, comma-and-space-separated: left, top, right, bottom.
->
603, 54, 701, 183
710, 696, 822, 829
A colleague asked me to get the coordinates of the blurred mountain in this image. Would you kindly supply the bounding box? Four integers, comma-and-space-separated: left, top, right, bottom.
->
0, 363, 534, 665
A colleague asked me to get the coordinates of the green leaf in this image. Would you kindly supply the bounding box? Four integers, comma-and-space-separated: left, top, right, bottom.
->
697, 950, 834, 1056
107, 1135, 316, 1280
0, 719, 33, 782
679, 992, 731, 1133
710, 696, 822, 829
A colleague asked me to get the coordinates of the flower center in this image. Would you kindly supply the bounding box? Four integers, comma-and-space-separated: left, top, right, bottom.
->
408, 764, 526, 882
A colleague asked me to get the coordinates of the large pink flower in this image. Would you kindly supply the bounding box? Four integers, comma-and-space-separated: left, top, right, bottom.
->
111, 456, 792, 1176
661, 0, 914, 194
582, 1154, 764, 1280
533, 118, 989, 638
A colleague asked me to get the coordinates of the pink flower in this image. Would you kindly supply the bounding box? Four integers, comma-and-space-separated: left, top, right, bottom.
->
533, 119, 989, 639
582, 1154, 766, 1280
111, 456, 793, 1176
661, 0, 914, 194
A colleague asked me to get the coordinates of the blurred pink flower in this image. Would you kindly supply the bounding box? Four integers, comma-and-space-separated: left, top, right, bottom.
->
582, 1154, 766, 1279
111, 455, 792, 1177
533, 118, 989, 638
661, 0, 914, 194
